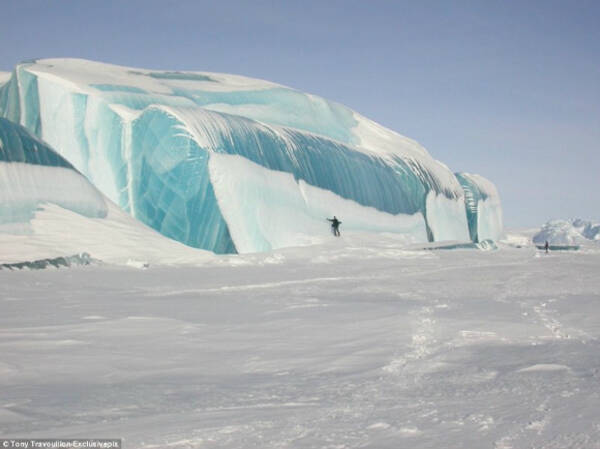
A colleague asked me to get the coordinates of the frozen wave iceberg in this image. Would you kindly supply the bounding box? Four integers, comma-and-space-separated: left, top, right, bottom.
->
130, 105, 463, 251
1, 58, 502, 253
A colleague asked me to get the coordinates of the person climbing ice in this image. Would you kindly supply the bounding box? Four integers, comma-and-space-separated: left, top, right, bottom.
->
327, 216, 342, 237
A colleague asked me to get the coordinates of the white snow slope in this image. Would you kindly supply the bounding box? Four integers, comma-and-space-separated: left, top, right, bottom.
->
0, 201, 213, 266
1, 233, 599, 448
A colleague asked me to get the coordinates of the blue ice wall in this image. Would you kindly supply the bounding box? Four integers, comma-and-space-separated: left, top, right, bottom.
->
130, 108, 236, 253
131, 106, 460, 248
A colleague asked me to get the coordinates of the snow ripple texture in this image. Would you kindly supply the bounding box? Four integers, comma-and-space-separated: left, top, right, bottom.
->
1, 58, 502, 253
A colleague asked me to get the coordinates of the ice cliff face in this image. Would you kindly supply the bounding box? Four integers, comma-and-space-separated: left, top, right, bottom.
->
0, 58, 502, 253
0, 117, 107, 231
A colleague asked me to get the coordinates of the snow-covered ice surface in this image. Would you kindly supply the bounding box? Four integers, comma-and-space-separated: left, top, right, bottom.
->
1, 233, 599, 448
533, 219, 600, 245
0, 201, 213, 266
572, 219, 600, 241
0, 71, 10, 86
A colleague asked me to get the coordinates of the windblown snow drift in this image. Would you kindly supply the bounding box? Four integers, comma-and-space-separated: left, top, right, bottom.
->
0, 59, 503, 253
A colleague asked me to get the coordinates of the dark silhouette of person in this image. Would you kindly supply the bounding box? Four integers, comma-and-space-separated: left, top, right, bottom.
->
327, 216, 342, 237
544, 240, 549, 253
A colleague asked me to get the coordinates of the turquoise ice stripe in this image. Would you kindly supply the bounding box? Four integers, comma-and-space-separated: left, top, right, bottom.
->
145, 71, 217, 82
455, 172, 488, 242
90, 101, 128, 203
455, 173, 490, 201
0, 63, 42, 126
127, 69, 217, 82
71, 93, 92, 175
90, 84, 149, 94
0, 70, 21, 124
18, 66, 42, 136
422, 239, 498, 251
0, 118, 74, 169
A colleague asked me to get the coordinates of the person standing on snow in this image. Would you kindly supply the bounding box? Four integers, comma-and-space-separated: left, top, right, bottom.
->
327, 216, 342, 237
544, 240, 549, 253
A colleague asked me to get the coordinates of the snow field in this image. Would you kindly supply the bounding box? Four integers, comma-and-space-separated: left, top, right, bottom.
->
1, 236, 599, 448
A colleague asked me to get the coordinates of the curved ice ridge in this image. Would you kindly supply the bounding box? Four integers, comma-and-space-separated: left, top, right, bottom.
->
0, 118, 107, 228
0, 58, 502, 253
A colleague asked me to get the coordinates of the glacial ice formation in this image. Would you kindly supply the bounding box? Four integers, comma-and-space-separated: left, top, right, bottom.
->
208, 153, 428, 252
0, 118, 213, 265
455, 173, 503, 242
533, 219, 600, 246
571, 219, 600, 241
0, 58, 503, 253
0, 117, 107, 229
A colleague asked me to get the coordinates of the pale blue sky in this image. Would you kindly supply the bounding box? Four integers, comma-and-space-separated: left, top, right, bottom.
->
1, 0, 598, 226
